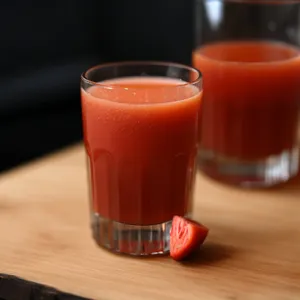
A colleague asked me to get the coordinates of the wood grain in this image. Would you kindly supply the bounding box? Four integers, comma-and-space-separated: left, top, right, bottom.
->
0, 145, 299, 300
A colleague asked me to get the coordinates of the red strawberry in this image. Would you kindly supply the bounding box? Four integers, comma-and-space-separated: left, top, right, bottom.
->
170, 215, 209, 261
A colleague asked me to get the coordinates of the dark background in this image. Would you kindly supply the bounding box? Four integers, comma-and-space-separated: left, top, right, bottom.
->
0, 0, 193, 172
1, 0, 298, 172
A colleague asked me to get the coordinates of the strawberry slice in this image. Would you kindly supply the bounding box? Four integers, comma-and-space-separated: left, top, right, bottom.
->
170, 215, 209, 261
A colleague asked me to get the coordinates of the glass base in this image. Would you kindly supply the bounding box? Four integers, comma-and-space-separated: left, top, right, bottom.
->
91, 213, 172, 256
198, 147, 299, 188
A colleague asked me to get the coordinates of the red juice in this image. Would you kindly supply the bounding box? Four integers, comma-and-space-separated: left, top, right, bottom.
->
81, 77, 202, 226
193, 41, 300, 160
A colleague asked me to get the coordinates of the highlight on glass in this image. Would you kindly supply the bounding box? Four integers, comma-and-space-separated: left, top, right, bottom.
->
194, 0, 300, 187
81, 62, 202, 256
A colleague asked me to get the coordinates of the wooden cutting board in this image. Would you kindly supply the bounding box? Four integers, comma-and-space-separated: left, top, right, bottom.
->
0, 145, 299, 300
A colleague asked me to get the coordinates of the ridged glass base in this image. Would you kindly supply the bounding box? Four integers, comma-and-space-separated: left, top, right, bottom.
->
198, 147, 299, 188
91, 213, 172, 256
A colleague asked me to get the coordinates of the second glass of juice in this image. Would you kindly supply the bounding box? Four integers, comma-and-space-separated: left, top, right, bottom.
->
81, 62, 202, 256
194, 0, 300, 187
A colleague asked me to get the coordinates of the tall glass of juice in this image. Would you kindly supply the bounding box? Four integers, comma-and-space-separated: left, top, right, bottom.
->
194, 0, 300, 187
81, 62, 202, 256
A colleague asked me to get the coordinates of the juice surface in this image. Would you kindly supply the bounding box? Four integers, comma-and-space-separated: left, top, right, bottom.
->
81, 77, 202, 225
193, 41, 300, 160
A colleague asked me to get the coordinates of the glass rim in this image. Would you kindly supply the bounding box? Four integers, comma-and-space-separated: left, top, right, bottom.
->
81, 61, 202, 89
195, 40, 300, 66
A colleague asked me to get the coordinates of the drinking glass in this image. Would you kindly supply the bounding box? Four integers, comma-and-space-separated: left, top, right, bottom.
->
194, 0, 300, 187
81, 62, 202, 255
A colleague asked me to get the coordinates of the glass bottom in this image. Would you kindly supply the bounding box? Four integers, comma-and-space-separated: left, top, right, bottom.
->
91, 213, 172, 256
198, 147, 299, 188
